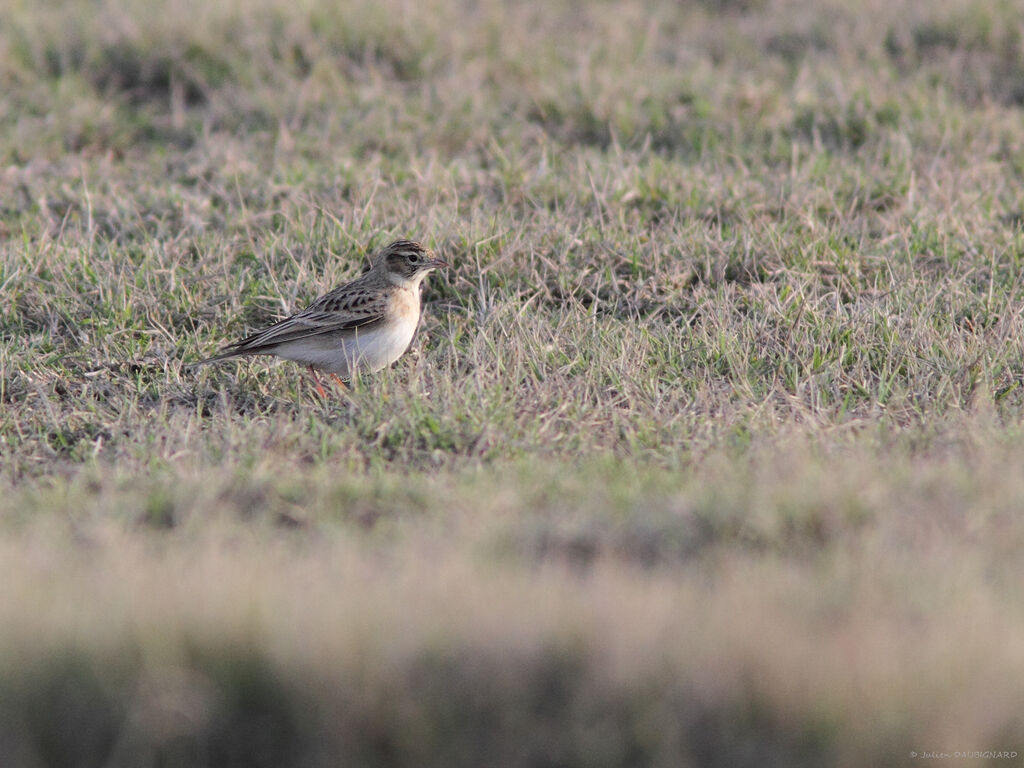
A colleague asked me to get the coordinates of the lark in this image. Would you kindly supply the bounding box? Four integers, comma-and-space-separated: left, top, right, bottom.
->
198, 239, 447, 391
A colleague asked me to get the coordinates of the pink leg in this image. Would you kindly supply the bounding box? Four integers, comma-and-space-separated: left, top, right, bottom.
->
308, 365, 327, 398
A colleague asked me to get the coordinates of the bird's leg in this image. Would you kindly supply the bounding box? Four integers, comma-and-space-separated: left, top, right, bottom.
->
308, 365, 327, 398
329, 373, 350, 391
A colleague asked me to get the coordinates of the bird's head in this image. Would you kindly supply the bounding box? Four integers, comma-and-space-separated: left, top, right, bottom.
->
377, 240, 448, 285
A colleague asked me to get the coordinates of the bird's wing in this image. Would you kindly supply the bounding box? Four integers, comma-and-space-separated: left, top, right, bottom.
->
205, 283, 389, 359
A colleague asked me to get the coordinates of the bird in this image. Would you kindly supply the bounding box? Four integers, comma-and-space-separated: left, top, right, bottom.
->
197, 239, 447, 392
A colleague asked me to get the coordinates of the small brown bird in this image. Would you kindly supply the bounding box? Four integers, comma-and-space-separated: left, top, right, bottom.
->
198, 239, 447, 390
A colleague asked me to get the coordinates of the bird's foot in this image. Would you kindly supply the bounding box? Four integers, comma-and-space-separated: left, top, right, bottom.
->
308, 365, 328, 399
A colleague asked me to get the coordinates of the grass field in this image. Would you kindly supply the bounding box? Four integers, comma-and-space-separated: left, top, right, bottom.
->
4, 0, 1024, 765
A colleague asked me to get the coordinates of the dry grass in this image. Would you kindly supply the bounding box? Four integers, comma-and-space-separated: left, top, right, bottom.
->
3, 0, 1024, 765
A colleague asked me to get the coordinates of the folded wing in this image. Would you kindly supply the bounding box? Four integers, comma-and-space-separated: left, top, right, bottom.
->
202, 284, 388, 361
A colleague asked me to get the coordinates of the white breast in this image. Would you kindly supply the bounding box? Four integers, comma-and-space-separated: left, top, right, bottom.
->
336, 313, 419, 375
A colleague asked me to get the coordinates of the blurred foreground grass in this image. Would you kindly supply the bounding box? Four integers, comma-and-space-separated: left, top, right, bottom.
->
5, 440, 1024, 767
3, 0, 1024, 765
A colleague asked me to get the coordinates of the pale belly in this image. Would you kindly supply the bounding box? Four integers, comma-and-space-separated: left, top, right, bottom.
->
271, 316, 419, 377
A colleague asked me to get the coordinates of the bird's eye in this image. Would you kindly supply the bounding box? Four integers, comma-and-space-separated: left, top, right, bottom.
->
408, 252, 420, 263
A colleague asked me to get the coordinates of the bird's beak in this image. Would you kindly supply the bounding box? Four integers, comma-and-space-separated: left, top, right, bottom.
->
429, 256, 449, 269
